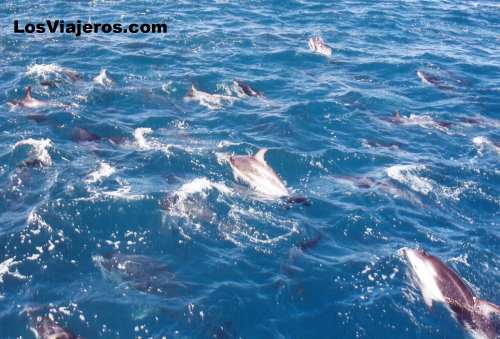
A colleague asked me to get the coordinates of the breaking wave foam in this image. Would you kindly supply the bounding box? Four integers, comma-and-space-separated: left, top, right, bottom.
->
13, 138, 53, 166
386, 165, 434, 195
85, 162, 116, 184
472, 136, 499, 155
133, 128, 172, 155
26, 63, 77, 80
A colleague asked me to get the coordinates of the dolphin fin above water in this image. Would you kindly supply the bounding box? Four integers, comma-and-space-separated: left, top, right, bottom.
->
401, 248, 500, 339
9, 87, 49, 109
254, 148, 267, 163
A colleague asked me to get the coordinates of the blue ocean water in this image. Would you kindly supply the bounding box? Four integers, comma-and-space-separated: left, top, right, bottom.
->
0, 0, 499, 338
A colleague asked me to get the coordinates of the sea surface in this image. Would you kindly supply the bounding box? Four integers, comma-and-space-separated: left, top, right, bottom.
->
0, 1, 499, 338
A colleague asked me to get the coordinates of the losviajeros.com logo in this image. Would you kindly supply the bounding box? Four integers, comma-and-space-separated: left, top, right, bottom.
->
14, 19, 167, 37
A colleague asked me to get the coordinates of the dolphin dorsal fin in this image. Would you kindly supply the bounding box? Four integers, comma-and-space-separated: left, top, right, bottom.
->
255, 148, 268, 163
187, 83, 197, 97
24, 86, 33, 101
394, 111, 401, 119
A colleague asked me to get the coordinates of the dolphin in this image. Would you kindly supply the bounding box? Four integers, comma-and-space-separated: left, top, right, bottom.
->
416, 70, 453, 91
8, 87, 48, 109
185, 83, 236, 109
361, 138, 403, 150
31, 317, 77, 339
233, 80, 262, 97
297, 233, 322, 252
401, 248, 500, 339
459, 117, 483, 125
386, 111, 452, 131
71, 127, 101, 142
94, 253, 186, 295
39, 80, 61, 89
70, 127, 127, 144
62, 69, 80, 82
26, 114, 48, 123
389, 111, 406, 124
229, 148, 308, 204
333, 175, 425, 207
308, 36, 332, 57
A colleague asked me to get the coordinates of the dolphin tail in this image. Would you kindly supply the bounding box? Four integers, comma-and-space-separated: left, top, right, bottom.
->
286, 196, 310, 206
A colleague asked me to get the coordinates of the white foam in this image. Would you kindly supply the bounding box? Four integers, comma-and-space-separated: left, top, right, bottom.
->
166, 177, 232, 219
85, 162, 115, 184
26, 63, 76, 80
220, 204, 300, 252
399, 114, 450, 133
13, 138, 53, 166
133, 128, 171, 155
308, 36, 332, 57
161, 80, 175, 94
473, 136, 499, 155
93, 69, 114, 87
178, 177, 232, 198
184, 85, 237, 110
386, 164, 433, 195
0, 257, 26, 283
402, 248, 446, 307
99, 186, 144, 201
27, 209, 52, 233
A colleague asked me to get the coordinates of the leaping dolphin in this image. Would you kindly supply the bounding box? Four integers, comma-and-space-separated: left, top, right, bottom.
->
8, 87, 49, 109
401, 248, 500, 339
229, 148, 308, 204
